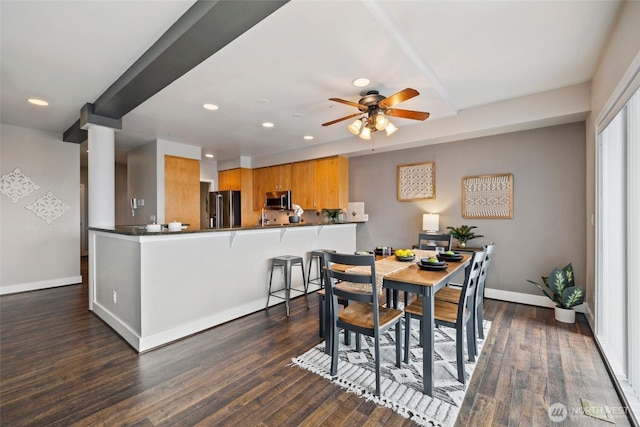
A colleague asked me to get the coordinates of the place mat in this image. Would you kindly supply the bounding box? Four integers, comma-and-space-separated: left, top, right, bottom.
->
339, 250, 435, 294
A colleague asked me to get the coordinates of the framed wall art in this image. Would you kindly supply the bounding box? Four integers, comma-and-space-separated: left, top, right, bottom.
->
462, 173, 513, 219
397, 162, 435, 201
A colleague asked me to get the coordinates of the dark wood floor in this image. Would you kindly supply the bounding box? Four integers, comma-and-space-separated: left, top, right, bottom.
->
0, 259, 631, 426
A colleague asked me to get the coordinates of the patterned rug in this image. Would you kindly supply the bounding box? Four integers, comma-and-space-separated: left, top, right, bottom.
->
291, 320, 491, 427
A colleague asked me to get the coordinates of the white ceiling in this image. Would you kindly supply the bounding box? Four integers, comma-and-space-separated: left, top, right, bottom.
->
0, 0, 623, 166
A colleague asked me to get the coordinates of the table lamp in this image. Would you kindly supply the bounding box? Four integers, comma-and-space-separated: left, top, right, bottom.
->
422, 213, 440, 233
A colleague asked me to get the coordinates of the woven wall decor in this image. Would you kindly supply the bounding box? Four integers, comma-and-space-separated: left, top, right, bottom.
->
462, 173, 513, 219
397, 162, 435, 201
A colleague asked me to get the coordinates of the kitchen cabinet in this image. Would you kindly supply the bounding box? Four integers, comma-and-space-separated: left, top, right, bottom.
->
290, 160, 315, 209
218, 169, 241, 191
165, 155, 201, 228
253, 164, 291, 210
315, 156, 348, 210
291, 156, 349, 210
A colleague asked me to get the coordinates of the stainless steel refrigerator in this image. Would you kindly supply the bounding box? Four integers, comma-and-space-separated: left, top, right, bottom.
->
209, 190, 241, 228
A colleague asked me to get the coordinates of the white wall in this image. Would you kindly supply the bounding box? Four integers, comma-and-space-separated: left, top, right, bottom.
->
0, 124, 81, 294
349, 122, 586, 297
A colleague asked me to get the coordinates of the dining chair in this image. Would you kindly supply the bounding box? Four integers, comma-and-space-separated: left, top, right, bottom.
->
434, 244, 494, 356
403, 249, 485, 385
323, 251, 404, 396
418, 233, 452, 251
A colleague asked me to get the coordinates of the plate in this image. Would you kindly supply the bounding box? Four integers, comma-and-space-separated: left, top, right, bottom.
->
418, 262, 448, 271
395, 255, 416, 262
420, 258, 445, 266
437, 253, 463, 262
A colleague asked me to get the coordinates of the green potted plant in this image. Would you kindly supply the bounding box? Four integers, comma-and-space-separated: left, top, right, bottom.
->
446, 225, 484, 248
527, 262, 585, 323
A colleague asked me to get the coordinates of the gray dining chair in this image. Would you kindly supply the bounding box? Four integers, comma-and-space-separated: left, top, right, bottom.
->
418, 233, 452, 251
404, 250, 485, 385
323, 251, 403, 396
435, 243, 495, 356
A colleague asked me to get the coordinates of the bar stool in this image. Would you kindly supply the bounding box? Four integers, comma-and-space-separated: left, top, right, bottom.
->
266, 255, 308, 316
307, 249, 336, 290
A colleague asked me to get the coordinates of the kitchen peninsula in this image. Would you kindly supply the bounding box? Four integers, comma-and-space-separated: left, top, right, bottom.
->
88, 222, 356, 352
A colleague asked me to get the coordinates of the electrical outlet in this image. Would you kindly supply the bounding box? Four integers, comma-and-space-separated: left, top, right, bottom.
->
113, 291, 117, 303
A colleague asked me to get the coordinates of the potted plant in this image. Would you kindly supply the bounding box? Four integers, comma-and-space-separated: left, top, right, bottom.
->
527, 263, 585, 323
446, 225, 484, 248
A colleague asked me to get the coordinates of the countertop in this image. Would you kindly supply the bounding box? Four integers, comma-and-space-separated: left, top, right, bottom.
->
89, 221, 361, 236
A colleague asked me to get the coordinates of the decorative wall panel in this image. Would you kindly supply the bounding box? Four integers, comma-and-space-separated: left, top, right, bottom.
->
25, 191, 70, 224
397, 162, 435, 201
0, 168, 40, 203
462, 173, 513, 219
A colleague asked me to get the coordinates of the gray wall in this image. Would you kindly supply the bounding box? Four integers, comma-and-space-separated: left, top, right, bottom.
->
349, 122, 586, 296
1, 124, 80, 293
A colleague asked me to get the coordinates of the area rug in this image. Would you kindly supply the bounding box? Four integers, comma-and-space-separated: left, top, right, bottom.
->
291, 320, 491, 427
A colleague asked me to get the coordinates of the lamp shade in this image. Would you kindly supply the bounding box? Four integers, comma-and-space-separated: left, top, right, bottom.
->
422, 213, 439, 232
348, 119, 362, 135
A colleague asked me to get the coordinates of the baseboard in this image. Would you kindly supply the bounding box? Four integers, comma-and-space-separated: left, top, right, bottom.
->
0, 275, 83, 295
91, 298, 267, 353
484, 288, 586, 313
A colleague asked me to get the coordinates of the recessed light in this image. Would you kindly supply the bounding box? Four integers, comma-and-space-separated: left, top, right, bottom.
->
203, 103, 219, 110
353, 78, 370, 87
27, 98, 48, 106
205, 153, 214, 158
262, 122, 274, 128
304, 135, 314, 140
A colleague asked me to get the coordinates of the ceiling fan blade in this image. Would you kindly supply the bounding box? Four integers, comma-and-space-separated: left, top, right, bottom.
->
385, 108, 430, 121
322, 113, 362, 127
378, 88, 419, 109
329, 98, 368, 111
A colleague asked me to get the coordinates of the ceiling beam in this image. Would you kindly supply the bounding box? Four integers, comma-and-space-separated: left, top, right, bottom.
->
63, 0, 289, 143
362, 1, 460, 114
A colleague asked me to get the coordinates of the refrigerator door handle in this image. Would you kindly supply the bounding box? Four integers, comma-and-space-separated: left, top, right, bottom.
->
215, 194, 223, 228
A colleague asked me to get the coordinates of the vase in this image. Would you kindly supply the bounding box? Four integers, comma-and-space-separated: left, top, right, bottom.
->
554, 306, 576, 323
458, 241, 467, 248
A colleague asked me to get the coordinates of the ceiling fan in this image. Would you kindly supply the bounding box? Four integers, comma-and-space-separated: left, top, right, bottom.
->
322, 88, 430, 139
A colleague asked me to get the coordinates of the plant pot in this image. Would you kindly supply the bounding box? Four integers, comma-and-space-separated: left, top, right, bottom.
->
554, 306, 576, 323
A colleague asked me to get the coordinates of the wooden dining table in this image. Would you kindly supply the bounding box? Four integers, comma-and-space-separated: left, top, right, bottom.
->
324, 251, 470, 396
383, 254, 470, 396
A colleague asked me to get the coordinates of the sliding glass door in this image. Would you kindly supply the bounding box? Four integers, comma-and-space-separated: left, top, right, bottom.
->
596, 88, 640, 416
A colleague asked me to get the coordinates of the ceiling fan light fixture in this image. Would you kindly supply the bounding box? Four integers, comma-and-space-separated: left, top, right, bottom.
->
347, 119, 363, 135
385, 121, 398, 136
359, 126, 371, 140
375, 115, 389, 130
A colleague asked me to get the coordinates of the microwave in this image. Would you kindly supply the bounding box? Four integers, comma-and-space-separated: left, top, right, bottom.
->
265, 190, 292, 210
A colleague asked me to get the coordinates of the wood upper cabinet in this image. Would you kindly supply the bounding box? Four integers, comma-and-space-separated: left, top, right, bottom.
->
164, 155, 200, 228
290, 160, 315, 209
290, 156, 349, 210
218, 168, 242, 191
314, 156, 348, 210
252, 164, 291, 210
